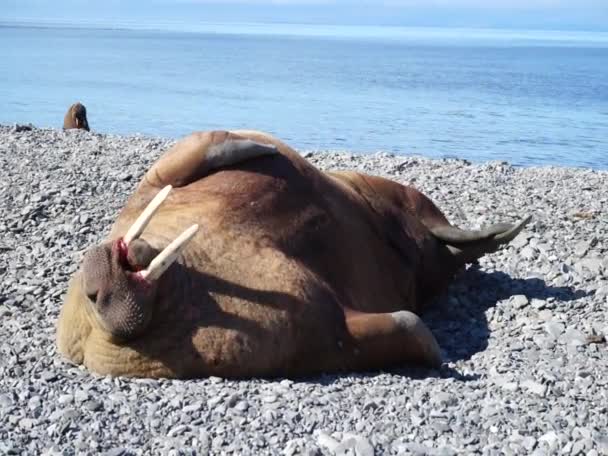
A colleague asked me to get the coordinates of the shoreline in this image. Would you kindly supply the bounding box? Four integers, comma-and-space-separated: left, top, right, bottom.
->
0, 124, 607, 454
3, 124, 607, 173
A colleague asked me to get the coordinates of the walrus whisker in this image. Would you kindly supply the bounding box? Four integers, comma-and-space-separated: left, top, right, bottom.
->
124, 185, 173, 246
139, 224, 199, 281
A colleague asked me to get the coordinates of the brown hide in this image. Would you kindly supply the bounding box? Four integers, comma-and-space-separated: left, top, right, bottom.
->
63, 102, 90, 131
56, 130, 515, 379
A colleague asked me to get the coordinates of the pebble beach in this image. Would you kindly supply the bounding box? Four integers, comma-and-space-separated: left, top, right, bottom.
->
0, 125, 607, 455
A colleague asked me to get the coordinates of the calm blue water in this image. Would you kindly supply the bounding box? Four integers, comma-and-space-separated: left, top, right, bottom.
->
1, 23, 607, 169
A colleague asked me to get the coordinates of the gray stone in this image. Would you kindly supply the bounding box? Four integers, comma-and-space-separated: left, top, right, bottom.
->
19, 418, 36, 430
563, 327, 588, 346
182, 401, 203, 413
521, 380, 548, 397
103, 448, 130, 456
339, 433, 374, 456
315, 431, 340, 453
545, 321, 565, 339
510, 235, 529, 250
530, 299, 546, 310
594, 285, 608, 297
501, 382, 519, 392
573, 240, 592, 257
57, 394, 73, 405
85, 400, 103, 412
520, 246, 538, 260
262, 394, 278, 403
575, 258, 604, 276
0, 393, 14, 408
571, 440, 586, 455
74, 389, 89, 403
521, 436, 537, 451
511, 295, 529, 309
40, 371, 58, 382
432, 392, 457, 407
234, 401, 249, 412
207, 396, 222, 407
538, 431, 559, 449
13, 123, 33, 132
434, 446, 457, 456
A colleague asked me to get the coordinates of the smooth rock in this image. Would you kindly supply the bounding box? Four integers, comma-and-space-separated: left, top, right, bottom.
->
511, 295, 529, 309
521, 380, 548, 397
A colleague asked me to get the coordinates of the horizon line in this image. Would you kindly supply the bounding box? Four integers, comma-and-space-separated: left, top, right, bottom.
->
2, 18, 608, 40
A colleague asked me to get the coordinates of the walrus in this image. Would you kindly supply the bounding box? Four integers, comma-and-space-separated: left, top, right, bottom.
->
56, 130, 530, 379
63, 102, 90, 131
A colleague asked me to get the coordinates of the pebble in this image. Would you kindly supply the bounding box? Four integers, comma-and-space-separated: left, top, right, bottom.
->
538, 431, 559, 448
510, 295, 529, 309
0, 394, 14, 408
573, 240, 591, 257
501, 382, 519, 392
57, 394, 73, 405
315, 431, 340, 453
521, 380, 548, 397
563, 327, 588, 346
262, 394, 278, 403
520, 246, 538, 260
545, 321, 565, 339
595, 285, 608, 297
510, 235, 529, 250
74, 390, 89, 403
334, 433, 374, 456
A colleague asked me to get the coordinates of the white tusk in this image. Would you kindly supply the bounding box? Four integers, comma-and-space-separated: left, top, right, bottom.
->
123, 185, 172, 246
139, 224, 199, 281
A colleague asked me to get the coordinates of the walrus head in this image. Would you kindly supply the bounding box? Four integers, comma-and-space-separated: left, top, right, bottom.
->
80, 186, 198, 340
64, 102, 90, 131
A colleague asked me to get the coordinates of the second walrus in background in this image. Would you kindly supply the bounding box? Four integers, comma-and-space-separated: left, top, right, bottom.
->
63, 102, 90, 131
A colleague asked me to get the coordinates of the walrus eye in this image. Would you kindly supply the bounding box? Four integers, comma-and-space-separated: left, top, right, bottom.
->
86, 291, 98, 303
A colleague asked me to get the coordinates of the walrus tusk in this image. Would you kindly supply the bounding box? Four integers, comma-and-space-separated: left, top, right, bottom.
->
124, 185, 173, 246
139, 224, 199, 281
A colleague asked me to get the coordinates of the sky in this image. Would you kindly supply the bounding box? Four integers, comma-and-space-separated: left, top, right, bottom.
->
2, 0, 608, 32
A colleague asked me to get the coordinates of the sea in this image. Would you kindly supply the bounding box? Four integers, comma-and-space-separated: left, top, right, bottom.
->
1, 22, 607, 169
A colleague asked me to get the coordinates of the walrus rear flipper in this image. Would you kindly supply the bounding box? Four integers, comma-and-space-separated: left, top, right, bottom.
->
432, 216, 532, 265
146, 131, 278, 188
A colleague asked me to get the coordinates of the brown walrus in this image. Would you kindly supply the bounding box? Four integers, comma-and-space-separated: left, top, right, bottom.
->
63, 102, 90, 131
56, 130, 530, 379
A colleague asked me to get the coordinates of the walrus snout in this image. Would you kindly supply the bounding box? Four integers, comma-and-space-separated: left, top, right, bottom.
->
81, 241, 158, 340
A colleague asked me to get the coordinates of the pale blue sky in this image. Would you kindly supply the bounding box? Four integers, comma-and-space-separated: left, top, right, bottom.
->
3, 0, 607, 31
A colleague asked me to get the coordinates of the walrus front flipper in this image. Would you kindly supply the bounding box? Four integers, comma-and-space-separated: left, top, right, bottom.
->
146, 131, 278, 188
433, 216, 532, 265
340, 310, 442, 371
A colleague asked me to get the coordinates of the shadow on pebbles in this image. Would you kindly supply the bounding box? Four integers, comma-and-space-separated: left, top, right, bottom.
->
0, 125, 607, 455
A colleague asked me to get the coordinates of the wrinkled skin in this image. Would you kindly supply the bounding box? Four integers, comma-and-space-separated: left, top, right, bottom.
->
57, 130, 528, 379
63, 102, 90, 131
